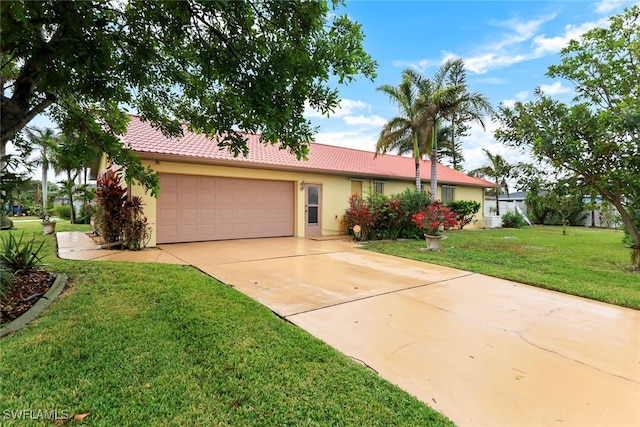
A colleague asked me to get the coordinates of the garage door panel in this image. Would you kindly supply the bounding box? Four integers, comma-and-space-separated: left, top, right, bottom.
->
157, 225, 178, 240
179, 224, 197, 236
233, 180, 251, 191
181, 192, 197, 204
157, 174, 294, 243
180, 208, 197, 221
158, 208, 178, 221
217, 178, 234, 190
181, 176, 198, 188
198, 192, 217, 205
198, 208, 216, 220
198, 225, 216, 235
163, 175, 179, 188
216, 208, 233, 220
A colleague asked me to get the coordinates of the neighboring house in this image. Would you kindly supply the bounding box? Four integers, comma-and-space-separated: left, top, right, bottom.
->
102, 115, 494, 246
582, 196, 620, 229
484, 192, 529, 218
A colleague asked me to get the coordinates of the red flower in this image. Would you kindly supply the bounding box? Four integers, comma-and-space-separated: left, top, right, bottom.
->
411, 201, 459, 236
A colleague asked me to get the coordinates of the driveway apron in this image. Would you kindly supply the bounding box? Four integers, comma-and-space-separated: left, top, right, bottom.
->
159, 237, 640, 427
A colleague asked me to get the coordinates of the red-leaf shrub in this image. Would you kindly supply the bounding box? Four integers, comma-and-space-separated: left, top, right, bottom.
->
412, 201, 459, 236
94, 170, 150, 249
343, 194, 377, 240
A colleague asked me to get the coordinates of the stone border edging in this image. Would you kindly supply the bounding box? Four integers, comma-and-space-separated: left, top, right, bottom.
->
0, 273, 69, 338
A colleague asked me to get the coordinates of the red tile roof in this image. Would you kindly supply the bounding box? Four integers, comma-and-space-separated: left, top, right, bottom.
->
121, 115, 494, 188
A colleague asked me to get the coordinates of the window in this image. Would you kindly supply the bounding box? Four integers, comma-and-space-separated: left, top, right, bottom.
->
373, 181, 385, 194
441, 185, 455, 203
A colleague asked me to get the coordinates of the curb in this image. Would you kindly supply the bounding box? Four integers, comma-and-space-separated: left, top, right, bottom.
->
1, 273, 69, 338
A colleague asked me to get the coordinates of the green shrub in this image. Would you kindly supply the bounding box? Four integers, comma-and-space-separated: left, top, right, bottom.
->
0, 231, 46, 275
0, 258, 14, 300
398, 189, 431, 239
447, 200, 481, 229
365, 192, 405, 240
76, 204, 95, 225
502, 211, 526, 228
343, 189, 433, 241
54, 204, 72, 220
0, 211, 13, 230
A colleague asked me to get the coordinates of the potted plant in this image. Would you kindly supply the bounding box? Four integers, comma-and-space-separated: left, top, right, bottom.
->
411, 201, 459, 251
41, 212, 57, 235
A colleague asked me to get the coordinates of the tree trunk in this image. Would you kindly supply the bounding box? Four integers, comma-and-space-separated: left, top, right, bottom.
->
67, 170, 76, 224
0, 141, 6, 168
430, 148, 437, 199
430, 122, 438, 199
41, 160, 48, 217
590, 190, 596, 227
610, 198, 640, 248
414, 157, 421, 192
495, 180, 500, 216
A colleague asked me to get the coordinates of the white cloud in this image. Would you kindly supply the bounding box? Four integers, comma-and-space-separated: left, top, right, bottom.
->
392, 59, 439, 73
335, 99, 370, 117
343, 114, 387, 128
460, 13, 615, 75
494, 13, 557, 42
531, 19, 604, 55
539, 81, 572, 95
501, 90, 529, 108
313, 130, 378, 152
594, 0, 630, 14
304, 98, 370, 119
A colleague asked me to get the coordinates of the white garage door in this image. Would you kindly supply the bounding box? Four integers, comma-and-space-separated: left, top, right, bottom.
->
156, 174, 294, 244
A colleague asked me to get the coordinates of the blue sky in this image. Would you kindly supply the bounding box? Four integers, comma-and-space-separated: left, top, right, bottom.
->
305, 0, 638, 171
20, 0, 636, 178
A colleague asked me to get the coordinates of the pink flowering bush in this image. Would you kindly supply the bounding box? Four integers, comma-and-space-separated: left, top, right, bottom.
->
411, 201, 459, 236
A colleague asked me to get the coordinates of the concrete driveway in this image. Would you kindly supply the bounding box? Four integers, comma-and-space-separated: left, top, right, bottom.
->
159, 237, 639, 427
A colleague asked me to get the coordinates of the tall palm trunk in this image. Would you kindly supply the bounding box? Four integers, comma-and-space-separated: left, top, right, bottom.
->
413, 133, 422, 191
41, 160, 48, 215
429, 120, 438, 198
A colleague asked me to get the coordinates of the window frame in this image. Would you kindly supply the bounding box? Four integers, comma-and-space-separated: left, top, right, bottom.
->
373, 180, 386, 194
441, 185, 456, 203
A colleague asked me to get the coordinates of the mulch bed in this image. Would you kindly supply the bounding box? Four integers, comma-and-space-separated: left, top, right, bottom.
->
1, 271, 55, 324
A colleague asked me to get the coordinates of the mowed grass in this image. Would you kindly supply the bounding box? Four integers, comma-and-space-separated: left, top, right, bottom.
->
365, 225, 640, 309
1, 222, 453, 426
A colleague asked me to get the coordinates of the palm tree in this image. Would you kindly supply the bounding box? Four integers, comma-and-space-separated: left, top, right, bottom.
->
52, 134, 83, 223
25, 127, 59, 217
469, 149, 512, 215
413, 59, 494, 197
378, 59, 493, 197
376, 73, 430, 191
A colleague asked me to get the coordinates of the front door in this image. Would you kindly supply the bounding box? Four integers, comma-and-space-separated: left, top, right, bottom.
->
305, 184, 322, 236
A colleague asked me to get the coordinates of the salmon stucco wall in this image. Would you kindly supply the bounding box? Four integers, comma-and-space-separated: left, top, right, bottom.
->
126, 159, 487, 246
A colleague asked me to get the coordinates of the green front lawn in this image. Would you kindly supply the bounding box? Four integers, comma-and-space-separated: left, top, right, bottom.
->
0, 222, 452, 426
365, 225, 640, 309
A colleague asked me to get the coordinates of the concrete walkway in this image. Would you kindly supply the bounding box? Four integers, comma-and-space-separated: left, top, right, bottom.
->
57, 232, 640, 426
